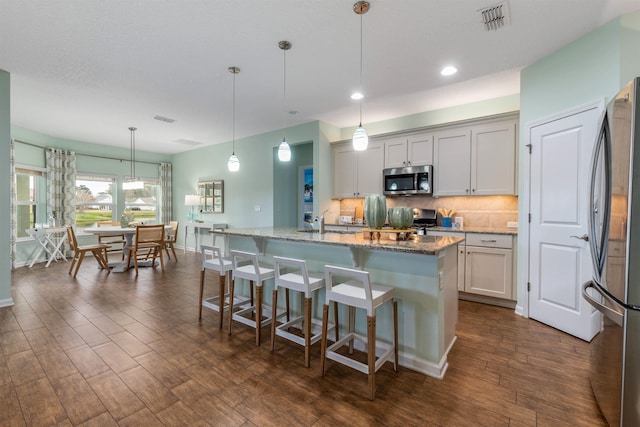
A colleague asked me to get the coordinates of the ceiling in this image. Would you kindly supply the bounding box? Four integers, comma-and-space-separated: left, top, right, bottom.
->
1, 1, 638, 155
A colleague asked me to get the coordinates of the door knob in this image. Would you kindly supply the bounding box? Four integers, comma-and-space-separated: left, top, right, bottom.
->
570, 234, 589, 242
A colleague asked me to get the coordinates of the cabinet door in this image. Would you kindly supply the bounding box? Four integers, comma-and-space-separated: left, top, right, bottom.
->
433, 128, 471, 196
356, 141, 384, 197
384, 138, 408, 168
407, 133, 433, 166
333, 145, 358, 198
464, 246, 513, 299
471, 120, 516, 195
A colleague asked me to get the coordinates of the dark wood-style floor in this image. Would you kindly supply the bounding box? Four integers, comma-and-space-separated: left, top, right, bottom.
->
1, 251, 606, 426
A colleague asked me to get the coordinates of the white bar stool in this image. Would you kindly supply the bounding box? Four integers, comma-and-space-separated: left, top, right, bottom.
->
228, 250, 276, 346
270, 256, 337, 367
320, 265, 399, 400
199, 244, 250, 329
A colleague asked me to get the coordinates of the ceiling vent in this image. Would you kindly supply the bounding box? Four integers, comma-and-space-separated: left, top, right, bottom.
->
480, 1, 509, 31
153, 115, 176, 123
172, 139, 203, 146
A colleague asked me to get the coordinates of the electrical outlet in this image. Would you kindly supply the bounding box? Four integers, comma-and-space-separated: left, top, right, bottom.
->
254, 205, 261, 213
507, 221, 518, 228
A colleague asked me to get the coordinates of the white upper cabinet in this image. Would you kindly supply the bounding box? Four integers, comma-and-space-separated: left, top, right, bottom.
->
434, 119, 517, 196
333, 140, 384, 198
384, 134, 433, 168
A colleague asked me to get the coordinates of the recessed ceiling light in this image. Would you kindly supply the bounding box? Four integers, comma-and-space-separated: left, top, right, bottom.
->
441, 66, 458, 76
351, 92, 364, 100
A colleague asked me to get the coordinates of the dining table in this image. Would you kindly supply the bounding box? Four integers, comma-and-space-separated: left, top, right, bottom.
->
83, 225, 171, 272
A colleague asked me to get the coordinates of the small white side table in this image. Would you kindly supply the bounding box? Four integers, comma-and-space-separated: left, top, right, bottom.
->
25, 227, 68, 268
184, 222, 228, 253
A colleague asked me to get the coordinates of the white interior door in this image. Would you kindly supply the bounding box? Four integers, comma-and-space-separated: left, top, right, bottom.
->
529, 105, 602, 341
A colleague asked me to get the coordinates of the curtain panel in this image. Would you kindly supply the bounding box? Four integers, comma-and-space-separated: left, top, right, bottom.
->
46, 148, 76, 227
159, 162, 172, 224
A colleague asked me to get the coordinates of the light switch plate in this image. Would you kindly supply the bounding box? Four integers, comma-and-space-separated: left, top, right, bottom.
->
507, 221, 518, 228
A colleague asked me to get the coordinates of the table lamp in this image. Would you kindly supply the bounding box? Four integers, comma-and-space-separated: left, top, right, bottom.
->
185, 195, 200, 222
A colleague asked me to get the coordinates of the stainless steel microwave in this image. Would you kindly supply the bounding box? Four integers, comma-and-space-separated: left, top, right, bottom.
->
383, 165, 433, 196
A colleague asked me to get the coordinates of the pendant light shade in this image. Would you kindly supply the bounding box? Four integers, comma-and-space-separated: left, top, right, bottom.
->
352, 1, 369, 151
278, 138, 291, 161
278, 40, 292, 162
123, 126, 144, 189
352, 124, 369, 151
227, 66, 240, 172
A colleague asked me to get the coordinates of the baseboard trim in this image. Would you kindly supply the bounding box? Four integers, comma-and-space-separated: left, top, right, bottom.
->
349, 337, 454, 379
0, 298, 15, 308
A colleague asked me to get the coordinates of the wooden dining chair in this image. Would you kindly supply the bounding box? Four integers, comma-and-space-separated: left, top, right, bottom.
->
66, 226, 111, 278
97, 221, 126, 262
164, 220, 179, 261
126, 224, 165, 275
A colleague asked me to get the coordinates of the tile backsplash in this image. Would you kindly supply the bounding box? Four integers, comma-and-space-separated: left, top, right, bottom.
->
337, 195, 518, 228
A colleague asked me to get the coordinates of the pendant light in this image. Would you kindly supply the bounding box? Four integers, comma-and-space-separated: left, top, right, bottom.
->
277, 40, 292, 162
123, 127, 144, 190
352, 1, 369, 151
227, 66, 241, 172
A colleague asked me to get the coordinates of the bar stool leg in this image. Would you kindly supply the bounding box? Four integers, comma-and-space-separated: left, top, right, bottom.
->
270, 287, 279, 352
333, 301, 339, 342
393, 299, 399, 372
285, 289, 291, 322
367, 315, 377, 400
218, 273, 226, 329
320, 303, 330, 376
227, 278, 235, 335
348, 305, 356, 355
255, 282, 262, 346
199, 270, 205, 320
304, 296, 312, 368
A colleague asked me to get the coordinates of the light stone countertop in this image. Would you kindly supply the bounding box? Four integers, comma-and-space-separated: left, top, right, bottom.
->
428, 226, 518, 235
216, 227, 464, 255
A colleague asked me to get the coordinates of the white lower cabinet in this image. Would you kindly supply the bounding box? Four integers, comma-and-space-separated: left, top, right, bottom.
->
429, 231, 515, 301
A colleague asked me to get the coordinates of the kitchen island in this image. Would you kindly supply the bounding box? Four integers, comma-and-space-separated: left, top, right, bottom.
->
213, 227, 463, 379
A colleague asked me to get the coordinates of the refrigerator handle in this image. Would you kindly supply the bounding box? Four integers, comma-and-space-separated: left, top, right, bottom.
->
582, 281, 624, 326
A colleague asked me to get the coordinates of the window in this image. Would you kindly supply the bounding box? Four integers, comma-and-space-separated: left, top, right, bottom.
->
124, 179, 159, 223
15, 167, 47, 239
75, 175, 116, 229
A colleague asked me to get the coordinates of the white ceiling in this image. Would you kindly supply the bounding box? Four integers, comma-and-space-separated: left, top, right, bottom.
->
1, 0, 638, 154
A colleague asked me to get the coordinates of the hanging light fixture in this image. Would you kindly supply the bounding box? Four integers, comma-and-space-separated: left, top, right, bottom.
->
277, 40, 292, 162
123, 127, 144, 190
227, 66, 241, 172
352, 1, 370, 151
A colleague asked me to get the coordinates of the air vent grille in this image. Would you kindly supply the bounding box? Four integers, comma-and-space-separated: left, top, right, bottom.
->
153, 115, 176, 123
172, 139, 203, 146
480, 1, 509, 31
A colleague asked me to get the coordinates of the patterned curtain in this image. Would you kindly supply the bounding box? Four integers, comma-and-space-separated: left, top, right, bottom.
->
159, 162, 172, 224
46, 148, 76, 227
9, 140, 16, 269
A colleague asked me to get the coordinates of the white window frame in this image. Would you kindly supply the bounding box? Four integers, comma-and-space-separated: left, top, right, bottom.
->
15, 165, 47, 241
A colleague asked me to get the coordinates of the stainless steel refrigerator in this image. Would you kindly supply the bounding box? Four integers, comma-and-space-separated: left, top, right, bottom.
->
582, 78, 640, 426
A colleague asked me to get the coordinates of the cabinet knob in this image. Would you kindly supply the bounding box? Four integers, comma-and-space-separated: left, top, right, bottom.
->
466, 189, 469, 193
472, 188, 476, 193
407, 161, 411, 166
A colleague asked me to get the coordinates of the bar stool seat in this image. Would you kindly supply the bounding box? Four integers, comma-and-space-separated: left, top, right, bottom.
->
199, 244, 251, 329
228, 250, 276, 346
320, 264, 399, 400
270, 256, 337, 367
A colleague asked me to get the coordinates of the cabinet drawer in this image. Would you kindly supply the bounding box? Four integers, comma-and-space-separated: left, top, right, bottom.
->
465, 233, 512, 249
608, 240, 626, 258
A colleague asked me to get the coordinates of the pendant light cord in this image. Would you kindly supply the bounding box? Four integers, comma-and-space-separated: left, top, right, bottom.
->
359, 11, 364, 126
232, 71, 236, 154
129, 127, 137, 179
283, 46, 287, 140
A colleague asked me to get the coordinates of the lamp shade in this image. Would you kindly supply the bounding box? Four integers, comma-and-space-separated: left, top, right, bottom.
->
228, 153, 240, 172
123, 179, 144, 190
185, 195, 200, 206
278, 139, 291, 161
352, 125, 369, 151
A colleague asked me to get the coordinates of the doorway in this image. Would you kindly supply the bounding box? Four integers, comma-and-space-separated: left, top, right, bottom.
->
273, 142, 313, 228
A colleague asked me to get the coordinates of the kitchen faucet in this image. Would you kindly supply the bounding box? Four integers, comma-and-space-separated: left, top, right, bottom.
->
315, 210, 329, 234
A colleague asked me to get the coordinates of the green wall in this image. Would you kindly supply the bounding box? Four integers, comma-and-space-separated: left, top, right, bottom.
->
517, 10, 640, 312
0, 70, 11, 306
